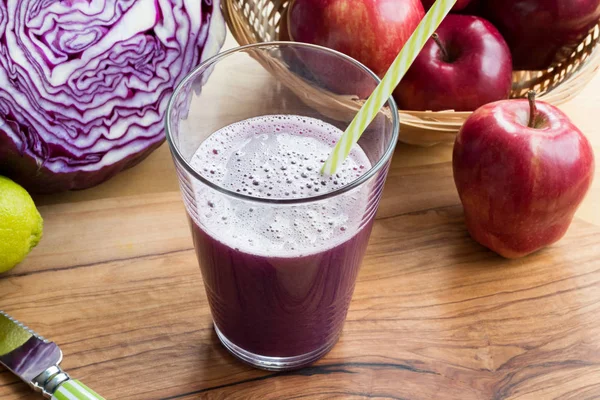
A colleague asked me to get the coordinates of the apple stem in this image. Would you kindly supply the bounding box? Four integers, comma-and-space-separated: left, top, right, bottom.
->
431, 33, 449, 62
527, 90, 537, 128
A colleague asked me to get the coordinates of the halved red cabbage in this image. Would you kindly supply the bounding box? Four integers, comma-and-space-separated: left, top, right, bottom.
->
0, 0, 226, 193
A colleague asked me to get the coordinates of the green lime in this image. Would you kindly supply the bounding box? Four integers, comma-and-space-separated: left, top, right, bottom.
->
0, 176, 43, 273
0, 314, 32, 356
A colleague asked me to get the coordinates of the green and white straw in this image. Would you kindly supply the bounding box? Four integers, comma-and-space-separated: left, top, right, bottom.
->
321, 0, 457, 175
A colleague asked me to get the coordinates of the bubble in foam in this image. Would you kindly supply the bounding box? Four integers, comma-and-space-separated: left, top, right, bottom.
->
189, 114, 374, 257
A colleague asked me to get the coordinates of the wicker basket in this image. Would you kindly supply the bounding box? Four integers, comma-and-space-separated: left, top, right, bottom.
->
222, 0, 600, 146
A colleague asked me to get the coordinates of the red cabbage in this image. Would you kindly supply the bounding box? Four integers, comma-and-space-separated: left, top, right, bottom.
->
0, 0, 226, 193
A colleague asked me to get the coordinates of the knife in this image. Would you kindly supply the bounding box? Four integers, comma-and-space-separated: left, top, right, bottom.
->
0, 311, 104, 399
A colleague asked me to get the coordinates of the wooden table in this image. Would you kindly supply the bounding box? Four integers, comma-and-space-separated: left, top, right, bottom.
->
1, 34, 600, 399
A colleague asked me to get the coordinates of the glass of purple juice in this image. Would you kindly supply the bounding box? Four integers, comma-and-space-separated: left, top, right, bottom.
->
165, 43, 399, 371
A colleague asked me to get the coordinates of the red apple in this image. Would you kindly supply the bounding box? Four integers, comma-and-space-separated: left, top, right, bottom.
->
422, 0, 471, 11
288, 0, 425, 77
279, 7, 377, 99
482, 0, 600, 70
453, 92, 595, 258
394, 15, 512, 111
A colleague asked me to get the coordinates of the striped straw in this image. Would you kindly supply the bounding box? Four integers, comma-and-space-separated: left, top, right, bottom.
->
321, 0, 457, 175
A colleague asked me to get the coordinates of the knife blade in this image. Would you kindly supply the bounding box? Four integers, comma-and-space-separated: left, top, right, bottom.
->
0, 311, 105, 399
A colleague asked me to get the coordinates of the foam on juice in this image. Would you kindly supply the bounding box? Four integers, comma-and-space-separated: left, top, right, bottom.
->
189, 115, 372, 257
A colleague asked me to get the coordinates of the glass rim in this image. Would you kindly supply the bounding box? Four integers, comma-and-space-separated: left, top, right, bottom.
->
165, 41, 400, 205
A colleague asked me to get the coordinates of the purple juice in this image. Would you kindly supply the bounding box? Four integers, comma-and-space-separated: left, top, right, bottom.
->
189, 115, 377, 366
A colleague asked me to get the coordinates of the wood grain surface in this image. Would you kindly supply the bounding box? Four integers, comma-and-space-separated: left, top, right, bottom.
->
1, 35, 600, 399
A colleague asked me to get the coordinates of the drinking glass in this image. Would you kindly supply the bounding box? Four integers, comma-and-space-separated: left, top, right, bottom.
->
166, 42, 399, 370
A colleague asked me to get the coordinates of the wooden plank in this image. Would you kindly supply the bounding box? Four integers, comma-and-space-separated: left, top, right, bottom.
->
5, 192, 191, 277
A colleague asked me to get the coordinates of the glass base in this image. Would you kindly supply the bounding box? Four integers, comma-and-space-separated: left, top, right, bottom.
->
214, 324, 338, 371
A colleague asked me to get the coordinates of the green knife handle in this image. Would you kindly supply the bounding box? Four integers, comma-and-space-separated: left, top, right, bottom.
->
51, 380, 105, 400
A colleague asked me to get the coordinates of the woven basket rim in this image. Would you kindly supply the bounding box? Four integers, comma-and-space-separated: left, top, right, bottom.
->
221, 0, 600, 145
